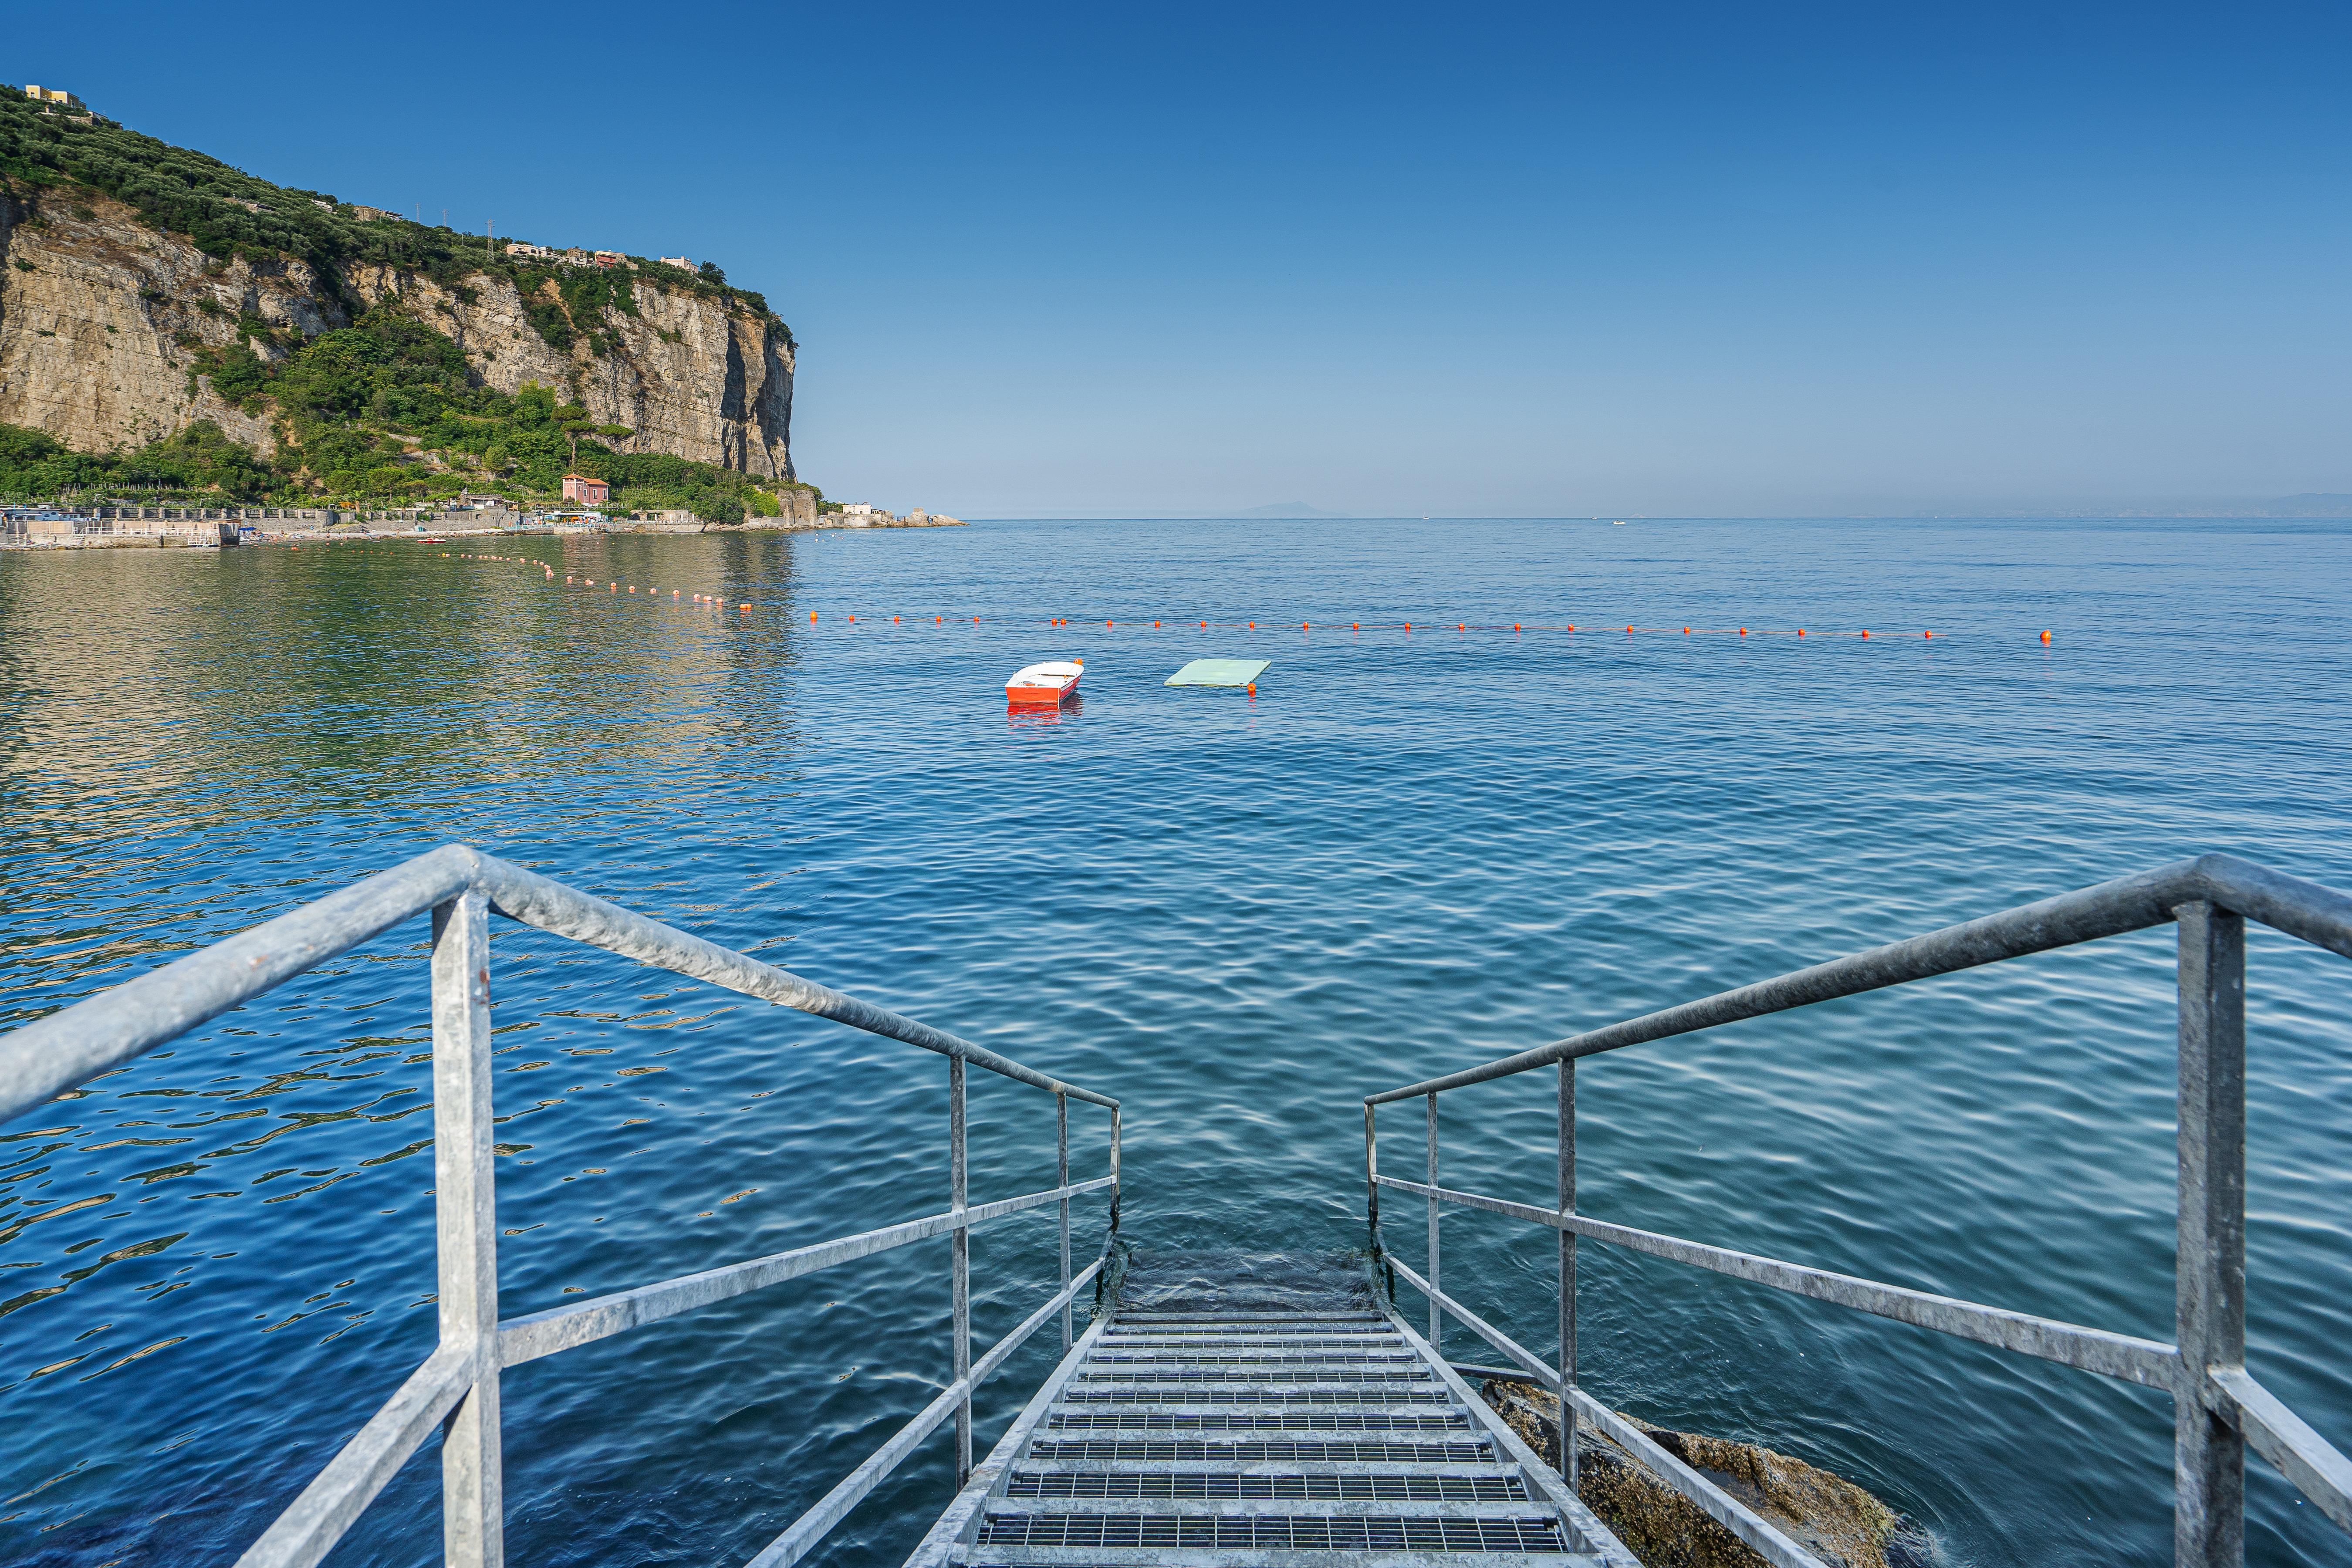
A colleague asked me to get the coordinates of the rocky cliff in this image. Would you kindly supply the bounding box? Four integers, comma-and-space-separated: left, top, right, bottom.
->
0, 189, 794, 479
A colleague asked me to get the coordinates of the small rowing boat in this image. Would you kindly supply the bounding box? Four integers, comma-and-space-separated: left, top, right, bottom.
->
1006, 659, 1083, 706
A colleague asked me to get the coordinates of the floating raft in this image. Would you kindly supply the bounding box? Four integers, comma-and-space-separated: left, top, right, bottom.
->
1166, 658, 1271, 688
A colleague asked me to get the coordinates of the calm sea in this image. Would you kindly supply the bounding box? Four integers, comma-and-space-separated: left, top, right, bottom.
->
2, 517, 2347, 1567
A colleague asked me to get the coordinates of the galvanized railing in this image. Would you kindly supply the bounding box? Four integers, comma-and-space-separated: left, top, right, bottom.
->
0, 844, 1122, 1568
1362, 852, 2352, 1568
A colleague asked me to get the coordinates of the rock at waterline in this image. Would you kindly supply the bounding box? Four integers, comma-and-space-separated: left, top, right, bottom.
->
1480, 1379, 1935, 1568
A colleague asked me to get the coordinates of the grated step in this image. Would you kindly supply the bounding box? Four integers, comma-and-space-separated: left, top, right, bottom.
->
1088, 1350, 1423, 1366
1048, 1412, 1471, 1433
976, 1511, 1567, 1551
1112, 1313, 1389, 1325
1004, 1472, 1531, 1502
1075, 1369, 1438, 1385
1011, 1460, 1527, 1480
1028, 1439, 1495, 1463
1103, 1335, 1406, 1348
1062, 1389, 1455, 1406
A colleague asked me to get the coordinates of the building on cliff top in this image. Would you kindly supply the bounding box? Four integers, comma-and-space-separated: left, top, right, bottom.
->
505, 242, 554, 260
562, 474, 611, 506
659, 256, 696, 271
24, 86, 75, 105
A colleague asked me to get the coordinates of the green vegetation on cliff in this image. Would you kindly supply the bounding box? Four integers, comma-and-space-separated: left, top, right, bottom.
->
0, 310, 816, 520
0, 419, 271, 500
0, 87, 786, 339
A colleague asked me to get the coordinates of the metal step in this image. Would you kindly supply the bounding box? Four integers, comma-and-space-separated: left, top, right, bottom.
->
1028, 1439, 1499, 1463
961, 1551, 1599, 1568
1063, 1392, 1449, 1401
1004, 1470, 1533, 1501
1009, 1460, 1529, 1484
972, 1510, 1571, 1550
904, 1298, 1638, 1568
1075, 1369, 1440, 1384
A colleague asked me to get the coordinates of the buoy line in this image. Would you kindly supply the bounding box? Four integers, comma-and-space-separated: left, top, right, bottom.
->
399, 552, 2056, 645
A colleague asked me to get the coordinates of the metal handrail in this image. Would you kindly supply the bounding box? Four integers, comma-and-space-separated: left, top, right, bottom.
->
1361, 851, 2352, 1568
0, 845, 1122, 1568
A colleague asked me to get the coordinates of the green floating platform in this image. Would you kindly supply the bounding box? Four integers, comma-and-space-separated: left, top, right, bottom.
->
1166, 658, 1271, 688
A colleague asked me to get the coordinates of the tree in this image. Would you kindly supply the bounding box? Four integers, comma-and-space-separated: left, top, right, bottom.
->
553, 403, 631, 466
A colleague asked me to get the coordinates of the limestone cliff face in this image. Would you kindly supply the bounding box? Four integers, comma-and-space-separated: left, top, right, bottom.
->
0, 191, 794, 480
341, 263, 794, 480
0, 192, 335, 456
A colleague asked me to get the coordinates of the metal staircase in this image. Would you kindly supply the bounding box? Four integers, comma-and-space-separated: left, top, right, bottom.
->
909, 1297, 1638, 1568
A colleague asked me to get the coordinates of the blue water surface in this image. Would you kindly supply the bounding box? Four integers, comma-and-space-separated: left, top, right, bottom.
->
1, 516, 2347, 1566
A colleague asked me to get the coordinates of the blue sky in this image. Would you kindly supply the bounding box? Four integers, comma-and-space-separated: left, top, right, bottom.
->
15, 2, 2349, 516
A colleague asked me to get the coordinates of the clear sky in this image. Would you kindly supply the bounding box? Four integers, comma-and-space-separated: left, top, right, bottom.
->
14, 2, 2349, 516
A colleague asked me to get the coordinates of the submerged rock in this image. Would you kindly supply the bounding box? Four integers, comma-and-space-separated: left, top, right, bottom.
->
1480, 1379, 1934, 1568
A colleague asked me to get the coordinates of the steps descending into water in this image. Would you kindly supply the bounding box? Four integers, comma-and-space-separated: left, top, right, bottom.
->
908, 1299, 1639, 1568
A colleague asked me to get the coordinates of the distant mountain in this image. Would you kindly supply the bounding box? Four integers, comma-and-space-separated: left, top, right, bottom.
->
1230, 502, 1343, 517
2260, 494, 2352, 517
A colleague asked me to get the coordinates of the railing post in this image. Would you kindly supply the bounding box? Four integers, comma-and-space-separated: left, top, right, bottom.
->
2176, 902, 2246, 1568
950, 1053, 971, 1484
1426, 1093, 1441, 1349
431, 892, 503, 1568
1058, 1091, 1071, 1352
1108, 1103, 1122, 1240
1559, 1058, 1577, 1490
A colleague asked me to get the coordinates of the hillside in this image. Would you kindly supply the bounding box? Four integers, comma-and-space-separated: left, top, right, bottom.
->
0, 86, 813, 520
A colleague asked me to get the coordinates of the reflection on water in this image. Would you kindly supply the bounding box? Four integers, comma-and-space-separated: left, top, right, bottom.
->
2, 517, 2350, 1568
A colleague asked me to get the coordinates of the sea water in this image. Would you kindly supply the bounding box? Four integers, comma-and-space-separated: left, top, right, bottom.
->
1, 516, 2347, 1566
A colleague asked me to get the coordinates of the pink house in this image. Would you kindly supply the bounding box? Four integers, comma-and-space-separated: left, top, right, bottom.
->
562, 474, 610, 505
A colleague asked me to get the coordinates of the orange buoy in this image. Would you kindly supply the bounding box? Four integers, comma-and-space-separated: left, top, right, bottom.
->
1514, 624, 1521, 632
1154, 620, 1161, 628
1861, 629, 1870, 639
1404, 622, 1412, 632
1796, 627, 1805, 636
1249, 621, 1256, 629
1200, 620, 1207, 628
2041, 629, 2052, 643
1923, 630, 1932, 638
1682, 626, 1690, 635
894, 615, 900, 623
740, 603, 750, 612
1303, 622, 1310, 631
1739, 627, 1747, 636
810, 610, 817, 621
1352, 622, 1359, 630
1458, 623, 1465, 631
935, 615, 941, 622
1107, 620, 1114, 628
848, 614, 855, 622
1568, 623, 1575, 631
1247, 683, 1256, 694
1626, 626, 1633, 634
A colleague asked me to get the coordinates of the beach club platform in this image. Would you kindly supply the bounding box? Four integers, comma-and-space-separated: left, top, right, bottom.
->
1, 846, 2347, 1568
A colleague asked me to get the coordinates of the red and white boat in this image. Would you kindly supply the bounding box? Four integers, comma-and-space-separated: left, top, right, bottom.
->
1006, 659, 1083, 706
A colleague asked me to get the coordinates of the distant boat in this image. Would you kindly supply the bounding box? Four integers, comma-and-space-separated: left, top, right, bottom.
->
1613, 519, 1626, 525
1006, 659, 1083, 706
